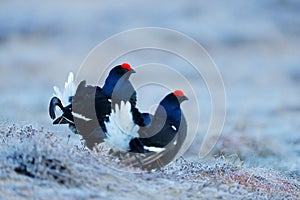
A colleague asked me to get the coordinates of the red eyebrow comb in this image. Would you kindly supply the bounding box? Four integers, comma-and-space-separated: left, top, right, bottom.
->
121, 63, 131, 70
173, 90, 184, 97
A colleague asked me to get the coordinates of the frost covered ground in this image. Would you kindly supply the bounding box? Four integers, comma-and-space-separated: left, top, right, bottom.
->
0, 0, 300, 199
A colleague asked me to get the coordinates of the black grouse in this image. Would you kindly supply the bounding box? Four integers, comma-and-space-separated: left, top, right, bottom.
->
49, 63, 150, 148
104, 90, 188, 157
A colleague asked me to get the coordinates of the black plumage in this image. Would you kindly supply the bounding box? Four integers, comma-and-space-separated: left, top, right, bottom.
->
130, 90, 188, 153
103, 90, 188, 171
49, 63, 150, 149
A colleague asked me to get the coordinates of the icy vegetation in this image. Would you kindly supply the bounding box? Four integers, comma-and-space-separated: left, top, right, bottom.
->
0, 125, 298, 199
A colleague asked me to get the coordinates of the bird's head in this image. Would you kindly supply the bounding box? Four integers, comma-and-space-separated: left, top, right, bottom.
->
109, 63, 136, 80
160, 90, 188, 110
173, 90, 189, 103
153, 90, 188, 132
102, 63, 136, 96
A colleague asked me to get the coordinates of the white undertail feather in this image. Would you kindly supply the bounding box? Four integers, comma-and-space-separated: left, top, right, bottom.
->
104, 101, 139, 152
53, 72, 75, 106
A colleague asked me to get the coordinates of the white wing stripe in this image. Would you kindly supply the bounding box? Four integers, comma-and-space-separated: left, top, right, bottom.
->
144, 146, 166, 153
171, 125, 177, 131
71, 111, 92, 121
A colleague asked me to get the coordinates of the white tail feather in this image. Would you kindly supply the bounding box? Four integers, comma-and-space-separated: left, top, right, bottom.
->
104, 101, 139, 152
53, 72, 75, 106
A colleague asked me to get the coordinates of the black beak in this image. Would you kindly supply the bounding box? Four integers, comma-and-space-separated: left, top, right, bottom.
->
123, 69, 136, 79
179, 95, 188, 102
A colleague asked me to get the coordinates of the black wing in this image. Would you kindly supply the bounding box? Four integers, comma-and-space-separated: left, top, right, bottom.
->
72, 81, 110, 148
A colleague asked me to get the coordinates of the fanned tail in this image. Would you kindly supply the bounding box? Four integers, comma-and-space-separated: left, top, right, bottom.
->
104, 101, 139, 152
53, 72, 75, 106
49, 72, 75, 122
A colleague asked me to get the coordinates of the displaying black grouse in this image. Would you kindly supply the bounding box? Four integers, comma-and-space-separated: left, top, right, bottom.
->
104, 90, 188, 156
49, 64, 189, 170
49, 63, 150, 148
132, 90, 188, 170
